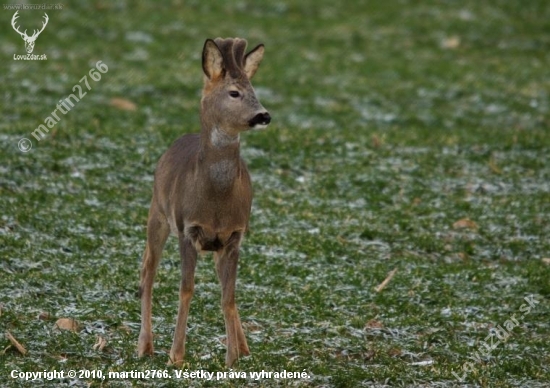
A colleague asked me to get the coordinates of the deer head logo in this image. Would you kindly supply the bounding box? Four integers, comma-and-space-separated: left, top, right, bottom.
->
11, 11, 49, 54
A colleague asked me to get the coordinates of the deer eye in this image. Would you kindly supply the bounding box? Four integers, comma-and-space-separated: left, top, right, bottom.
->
229, 91, 241, 98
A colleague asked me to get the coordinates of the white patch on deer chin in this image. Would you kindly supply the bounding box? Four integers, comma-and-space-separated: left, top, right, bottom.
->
211, 127, 239, 148
252, 123, 268, 130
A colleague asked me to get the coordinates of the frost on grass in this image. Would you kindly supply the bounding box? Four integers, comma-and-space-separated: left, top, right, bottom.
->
1, 2, 549, 386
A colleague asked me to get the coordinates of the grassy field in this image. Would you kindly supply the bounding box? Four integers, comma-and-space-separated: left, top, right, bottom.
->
1, 1, 549, 387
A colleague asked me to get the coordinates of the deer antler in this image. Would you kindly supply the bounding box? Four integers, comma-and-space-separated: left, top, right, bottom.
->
11, 11, 28, 39
31, 13, 49, 39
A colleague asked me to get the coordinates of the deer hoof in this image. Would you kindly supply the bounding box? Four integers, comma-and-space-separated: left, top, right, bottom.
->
137, 332, 154, 357
168, 352, 184, 368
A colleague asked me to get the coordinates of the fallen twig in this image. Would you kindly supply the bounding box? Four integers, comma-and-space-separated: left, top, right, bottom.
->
5, 331, 27, 355
375, 268, 398, 293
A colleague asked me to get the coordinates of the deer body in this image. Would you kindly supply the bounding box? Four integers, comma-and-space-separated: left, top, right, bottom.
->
138, 38, 270, 367
156, 133, 251, 248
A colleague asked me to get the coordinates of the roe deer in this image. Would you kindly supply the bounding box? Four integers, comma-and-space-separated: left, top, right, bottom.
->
137, 37, 271, 367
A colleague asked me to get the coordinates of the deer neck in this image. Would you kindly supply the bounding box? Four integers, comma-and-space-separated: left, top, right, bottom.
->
199, 126, 242, 190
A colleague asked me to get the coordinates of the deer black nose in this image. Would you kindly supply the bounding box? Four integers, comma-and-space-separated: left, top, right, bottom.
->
249, 112, 271, 127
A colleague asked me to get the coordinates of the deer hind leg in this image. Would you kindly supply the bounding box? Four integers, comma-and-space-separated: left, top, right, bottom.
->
138, 201, 169, 357
215, 232, 250, 367
169, 234, 197, 367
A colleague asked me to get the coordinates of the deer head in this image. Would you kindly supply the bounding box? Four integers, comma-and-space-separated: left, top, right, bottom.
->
201, 38, 271, 138
11, 11, 49, 54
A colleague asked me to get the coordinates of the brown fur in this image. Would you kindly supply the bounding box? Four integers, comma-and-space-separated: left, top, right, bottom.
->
137, 38, 270, 367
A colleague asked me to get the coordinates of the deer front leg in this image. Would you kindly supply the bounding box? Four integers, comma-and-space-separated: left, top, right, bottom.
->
138, 203, 169, 357
169, 234, 197, 367
215, 233, 250, 366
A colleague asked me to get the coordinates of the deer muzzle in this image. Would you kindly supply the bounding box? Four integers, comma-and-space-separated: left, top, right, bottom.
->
248, 112, 271, 128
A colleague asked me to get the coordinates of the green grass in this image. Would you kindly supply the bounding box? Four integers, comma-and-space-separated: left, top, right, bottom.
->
1, 1, 549, 387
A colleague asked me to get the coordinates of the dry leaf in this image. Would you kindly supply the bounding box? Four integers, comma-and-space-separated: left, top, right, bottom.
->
442, 36, 460, 49
119, 324, 131, 334
542, 258, 550, 265
453, 218, 478, 230
375, 268, 398, 292
93, 335, 107, 351
54, 354, 68, 362
53, 318, 79, 332
242, 321, 263, 332
110, 97, 137, 111
365, 319, 384, 329
388, 348, 402, 357
5, 331, 27, 355
364, 349, 376, 360
38, 312, 50, 321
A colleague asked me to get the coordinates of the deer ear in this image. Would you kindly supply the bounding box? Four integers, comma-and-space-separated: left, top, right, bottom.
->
244, 44, 264, 79
202, 39, 224, 80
